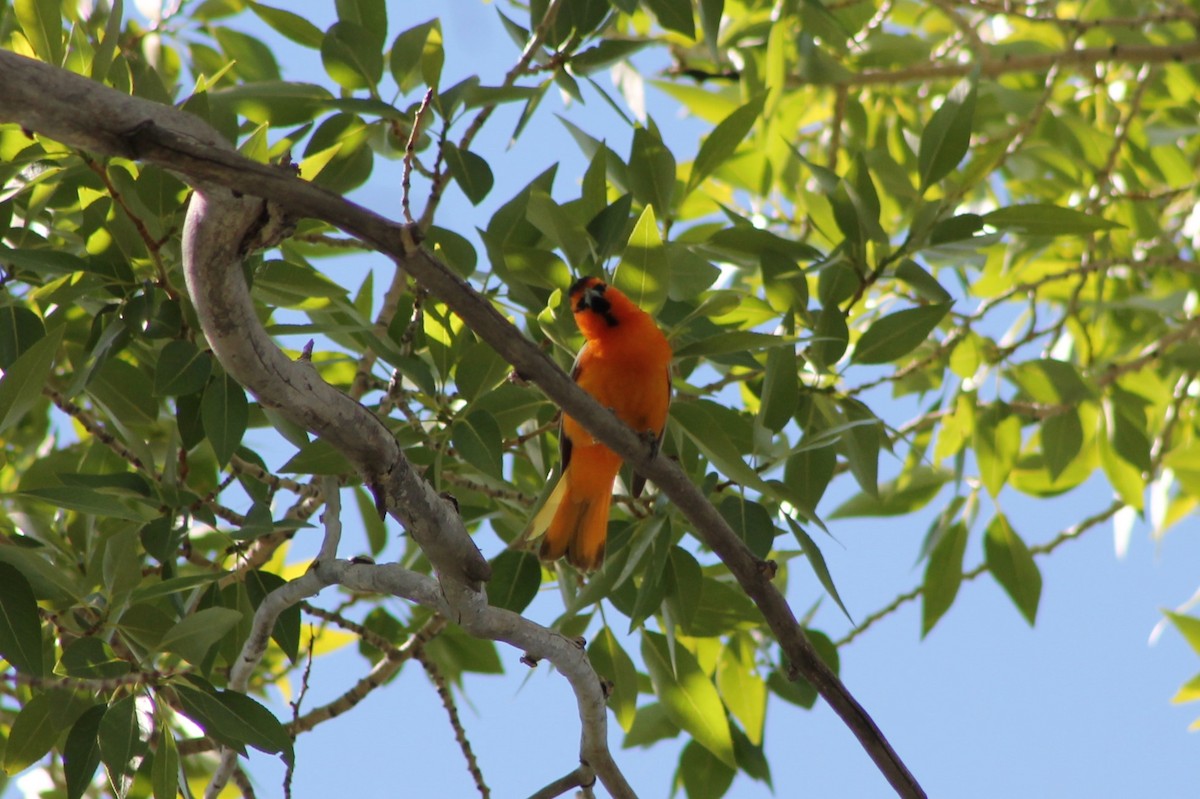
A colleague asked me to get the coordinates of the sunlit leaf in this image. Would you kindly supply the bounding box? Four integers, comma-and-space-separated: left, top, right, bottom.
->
918, 76, 976, 189
983, 204, 1122, 236
589, 626, 639, 732
642, 631, 735, 767
983, 514, 1041, 625
922, 522, 968, 637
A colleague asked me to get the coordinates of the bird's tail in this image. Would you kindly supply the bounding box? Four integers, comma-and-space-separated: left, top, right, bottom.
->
525, 456, 616, 571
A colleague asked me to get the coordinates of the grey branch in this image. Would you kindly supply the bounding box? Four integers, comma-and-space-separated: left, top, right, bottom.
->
0, 50, 922, 796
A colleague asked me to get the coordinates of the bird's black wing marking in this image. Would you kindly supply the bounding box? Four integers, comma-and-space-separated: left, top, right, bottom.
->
560, 343, 588, 472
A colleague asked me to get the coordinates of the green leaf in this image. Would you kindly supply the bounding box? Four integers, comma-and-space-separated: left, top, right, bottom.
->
983, 514, 1041, 625
671, 401, 774, 498
151, 721, 179, 799
159, 607, 243, 666
443, 142, 494, 205
641, 631, 735, 767
487, 550, 541, 613
717, 496, 774, 559
209, 81, 335, 127
335, 0, 387, 46
1006, 359, 1093, 405
839, 399, 881, 497
99, 694, 148, 796
353, 485, 388, 555
64, 705, 106, 799
829, 467, 950, 518
15, 0, 63, 65
250, 2, 324, 48
786, 517, 853, 623
623, 702, 681, 748
678, 739, 736, 799
103, 528, 143, 604
921, 522, 968, 636
0, 305, 46, 369
455, 340, 510, 402
213, 26, 280, 82
918, 77, 975, 189
244, 570, 301, 663
451, 410, 504, 479
0, 560, 44, 676
643, 0, 695, 38
982, 204, 1122, 236
173, 681, 292, 757
5, 690, 89, 772
1098, 409, 1144, 510
212, 689, 293, 757
0, 545, 81, 603
388, 19, 440, 89
1166, 612, 1200, 657
16, 487, 157, 522
758, 344, 798, 433
0, 324, 62, 436
974, 404, 1022, 498
1108, 389, 1152, 472
685, 578, 762, 637
321, 21, 384, 90
698, 0, 723, 55
765, 629, 838, 709
783, 444, 836, 516
153, 339, 212, 397
613, 204, 670, 315
810, 304, 848, 370
930, 214, 984, 245
665, 546, 704, 634
673, 330, 788, 359
1041, 409, 1083, 481
423, 625, 503, 681
687, 95, 765, 194
61, 637, 131, 680
629, 126, 677, 215
715, 636, 766, 745
201, 372, 248, 467
589, 626, 639, 732
852, 304, 950, 364
895, 260, 952, 303
526, 190, 589, 268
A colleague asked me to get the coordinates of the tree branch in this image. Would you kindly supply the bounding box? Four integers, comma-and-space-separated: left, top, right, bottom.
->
0, 50, 922, 797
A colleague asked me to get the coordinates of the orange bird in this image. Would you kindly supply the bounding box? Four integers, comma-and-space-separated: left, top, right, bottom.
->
525, 276, 672, 571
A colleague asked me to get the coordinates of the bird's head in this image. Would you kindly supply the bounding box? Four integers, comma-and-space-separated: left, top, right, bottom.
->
568, 276, 619, 329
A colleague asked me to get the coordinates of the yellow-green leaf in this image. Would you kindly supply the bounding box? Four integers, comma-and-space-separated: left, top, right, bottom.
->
641, 631, 735, 767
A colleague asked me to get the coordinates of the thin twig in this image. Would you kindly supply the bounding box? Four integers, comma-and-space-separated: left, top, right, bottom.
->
417, 649, 491, 798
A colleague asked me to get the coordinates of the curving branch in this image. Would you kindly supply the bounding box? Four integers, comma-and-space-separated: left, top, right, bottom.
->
0, 50, 923, 797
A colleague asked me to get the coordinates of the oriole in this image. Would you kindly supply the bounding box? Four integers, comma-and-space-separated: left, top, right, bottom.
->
524, 276, 672, 571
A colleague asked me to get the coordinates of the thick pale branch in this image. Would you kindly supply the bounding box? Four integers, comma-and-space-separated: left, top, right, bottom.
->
0, 50, 919, 797
180, 184, 490, 592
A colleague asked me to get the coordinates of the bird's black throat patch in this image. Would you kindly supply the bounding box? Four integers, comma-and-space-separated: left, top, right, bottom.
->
573, 280, 620, 327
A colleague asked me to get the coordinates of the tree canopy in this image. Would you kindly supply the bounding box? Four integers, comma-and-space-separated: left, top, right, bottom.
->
1, 0, 1199, 797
